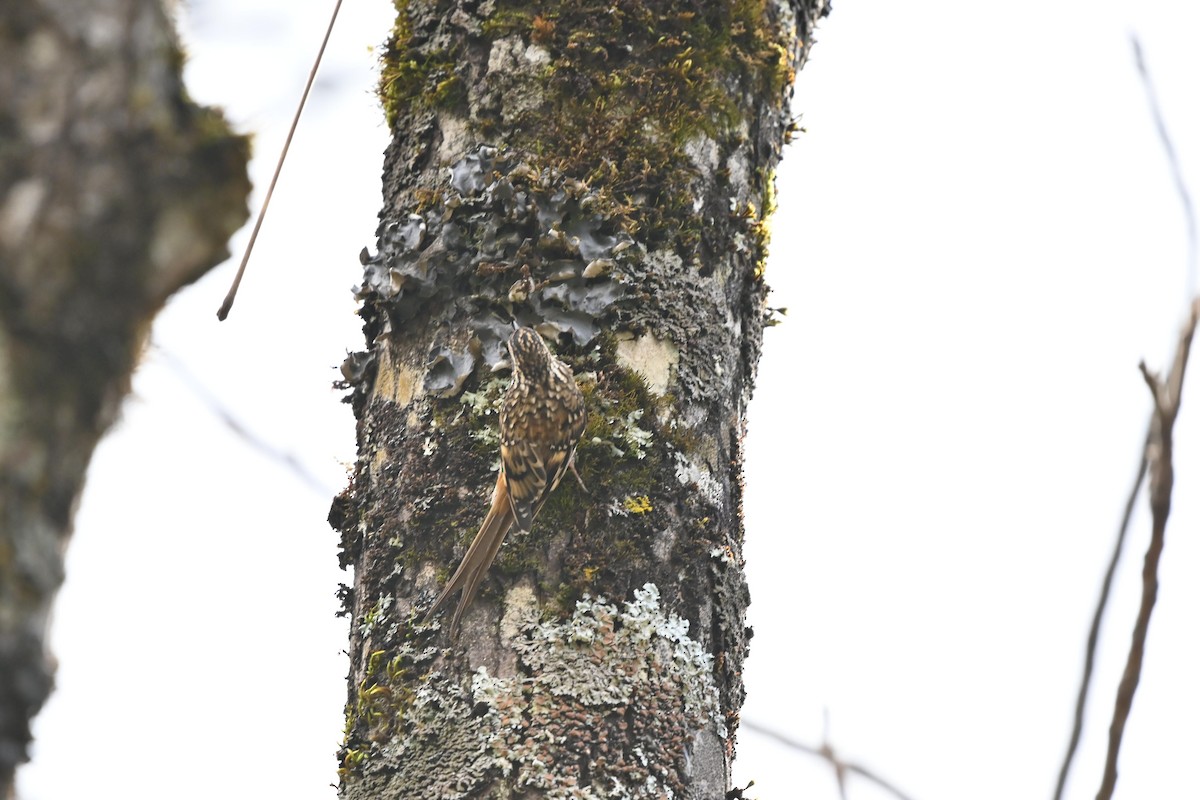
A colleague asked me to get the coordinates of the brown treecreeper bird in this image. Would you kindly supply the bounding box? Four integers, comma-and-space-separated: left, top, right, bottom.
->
425, 326, 587, 635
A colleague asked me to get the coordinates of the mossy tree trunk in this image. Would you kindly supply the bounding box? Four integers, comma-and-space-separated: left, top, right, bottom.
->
332, 0, 827, 795
0, 2, 249, 793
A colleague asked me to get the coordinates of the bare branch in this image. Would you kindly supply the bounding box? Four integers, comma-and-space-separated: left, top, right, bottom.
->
741, 718, 917, 800
1051, 430, 1148, 800
217, 0, 345, 321
1096, 298, 1199, 800
1057, 37, 1198, 800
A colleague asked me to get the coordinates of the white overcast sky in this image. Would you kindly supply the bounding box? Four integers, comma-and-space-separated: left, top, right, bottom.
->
17, 2, 1200, 799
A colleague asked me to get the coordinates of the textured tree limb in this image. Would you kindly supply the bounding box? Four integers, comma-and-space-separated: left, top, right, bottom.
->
1095, 298, 1199, 800
741, 718, 917, 800
334, 1, 832, 795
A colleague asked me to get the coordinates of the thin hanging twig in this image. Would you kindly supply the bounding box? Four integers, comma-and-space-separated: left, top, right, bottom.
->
217, 0, 345, 321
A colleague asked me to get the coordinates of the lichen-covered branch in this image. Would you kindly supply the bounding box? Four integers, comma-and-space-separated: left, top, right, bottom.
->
331, 1, 828, 796
0, 2, 250, 791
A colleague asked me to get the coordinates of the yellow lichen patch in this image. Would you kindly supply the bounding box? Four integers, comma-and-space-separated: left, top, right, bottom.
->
623, 495, 653, 515
614, 331, 678, 397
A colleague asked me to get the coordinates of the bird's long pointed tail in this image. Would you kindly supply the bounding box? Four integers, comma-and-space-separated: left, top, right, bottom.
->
424, 475, 516, 636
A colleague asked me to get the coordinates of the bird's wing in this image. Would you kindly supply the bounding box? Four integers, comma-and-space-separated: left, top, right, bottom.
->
501, 441, 573, 533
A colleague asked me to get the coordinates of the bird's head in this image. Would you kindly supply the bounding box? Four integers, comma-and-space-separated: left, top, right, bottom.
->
507, 327, 554, 381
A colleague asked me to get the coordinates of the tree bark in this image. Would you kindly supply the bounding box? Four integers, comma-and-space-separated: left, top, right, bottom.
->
332, 1, 827, 796
0, 2, 249, 792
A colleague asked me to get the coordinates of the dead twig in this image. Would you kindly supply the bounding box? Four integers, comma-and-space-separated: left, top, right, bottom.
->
1056, 35, 1198, 800
1096, 298, 1199, 800
1051, 431, 1148, 800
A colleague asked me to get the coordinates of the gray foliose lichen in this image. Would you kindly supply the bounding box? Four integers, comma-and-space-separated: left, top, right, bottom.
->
342, 584, 724, 799
347, 145, 640, 399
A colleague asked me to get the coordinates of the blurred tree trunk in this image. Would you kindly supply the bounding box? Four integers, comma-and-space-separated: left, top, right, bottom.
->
0, 2, 249, 793
332, 0, 827, 795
